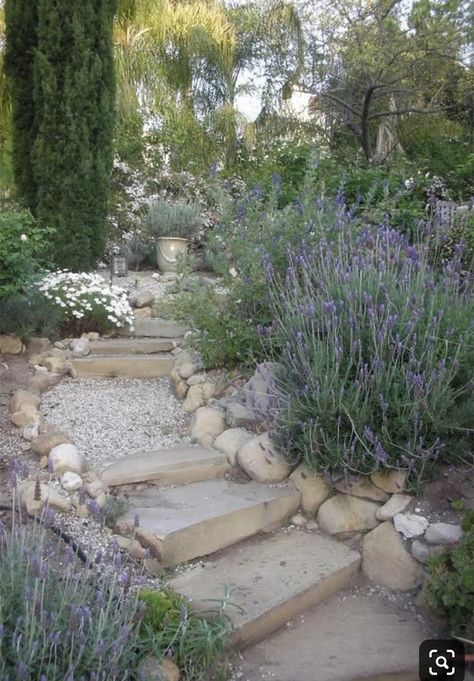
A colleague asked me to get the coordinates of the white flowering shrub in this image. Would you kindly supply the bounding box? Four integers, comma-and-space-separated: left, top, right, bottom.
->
36, 271, 134, 334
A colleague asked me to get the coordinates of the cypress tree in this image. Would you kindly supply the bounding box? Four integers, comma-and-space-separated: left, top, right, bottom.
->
4, 0, 39, 209
5, 0, 116, 270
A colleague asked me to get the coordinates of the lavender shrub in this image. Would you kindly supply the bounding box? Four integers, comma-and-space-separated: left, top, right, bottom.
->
267, 225, 473, 483
0, 510, 145, 681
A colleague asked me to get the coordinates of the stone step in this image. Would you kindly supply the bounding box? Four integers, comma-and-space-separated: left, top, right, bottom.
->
170, 530, 360, 649
115, 479, 300, 567
126, 318, 188, 338
238, 589, 430, 680
72, 355, 174, 378
90, 338, 177, 355
101, 445, 229, 487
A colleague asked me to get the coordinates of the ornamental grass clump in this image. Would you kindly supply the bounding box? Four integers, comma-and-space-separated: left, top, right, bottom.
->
36, 270, 134, 335
267, 225, 473, 483
0, 513, 145, 680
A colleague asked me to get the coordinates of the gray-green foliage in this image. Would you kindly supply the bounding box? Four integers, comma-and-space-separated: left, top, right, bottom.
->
146, 200, 201, 239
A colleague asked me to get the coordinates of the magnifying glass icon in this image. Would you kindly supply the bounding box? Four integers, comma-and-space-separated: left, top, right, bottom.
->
435, 655, 450, 670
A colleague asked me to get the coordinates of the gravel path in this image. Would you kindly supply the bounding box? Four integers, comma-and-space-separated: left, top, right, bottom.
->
95, 267, 171, 301
41, 377, 191, 471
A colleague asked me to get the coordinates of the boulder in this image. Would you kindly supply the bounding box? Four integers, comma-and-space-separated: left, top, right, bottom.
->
131, 290, 155, 309
70, 338, 90, 357
376, 494, 412, 521
242, 362, 281, 419
237, 432, 292, 483
225, 402, 259, 429
134, 306, 152, 319
174, 351, 194, 368
335, 476, 389, 502
11, 389, 40, 413
289, 464, 330, 515
362, 522, 424, 590
411, 540, 431, 564
61, 471, 83, 492
0, 334, 23, 354
189, 407, 226, 447
32, 431, 72, 457
87, 332, 100, 341
182, 382, 216, 413
26, 337, 51, 356
86, 480, 107, 498
424, 523, 462, 545
317, 495, 380, 535
169, 367, 189, 400
213, 428, 253, 465
177, 363, 196, 380
114, 535, 147, 559
137, 656, 179, 681
27, 373, 61, 394
21, 423, 39, 442
19, 480, 71, 515
393, 513, 429, 539
48, 443, 86, 475
187, 374, 207, 386
43, 356, 66, 374
11, 408, 42, 428
371, 469, 408, 494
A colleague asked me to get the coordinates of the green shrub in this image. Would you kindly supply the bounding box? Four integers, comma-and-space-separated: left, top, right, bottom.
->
268, 224, 473, 482
0, 290, 63, 340
0, 210, 53, 299
138, 588, 233, 680
146, 201, 201, 239
0, 512, 145, 680
425, 521, 474, 641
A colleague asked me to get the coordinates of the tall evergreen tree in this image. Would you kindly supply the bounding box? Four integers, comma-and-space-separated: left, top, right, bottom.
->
4, 0, 38, 208
5, 0, 116, 270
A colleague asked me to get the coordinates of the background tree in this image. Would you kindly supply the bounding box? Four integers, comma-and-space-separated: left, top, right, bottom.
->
302, 0, 471, 161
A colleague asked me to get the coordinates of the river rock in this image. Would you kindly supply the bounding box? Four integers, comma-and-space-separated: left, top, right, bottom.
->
177, 363, 196, 380
289, 464, 330, 514
137, 656, 179, 681
11, 389, 40, 413
335, 476, 389, 502
371, 469, 408, 494
182, 382, 216, 412
213, 428, 253, 465
362, 521, 424, 590
131, 290, 155, 309
170, 367, 188, 400
237, 432, 292, 483
317, 494, 380, 535
70, 338, 90, 357
376, 494, 412, 521
189, 407, 226, 446
0, 334, 23, 354
19, 480, 71, 514
225, 402, 259, 429
424, 523, 462, 545
32, 430, 72, 457
61, 471, 83, 492
393, 513, 429, 539
49, 443, 86, 475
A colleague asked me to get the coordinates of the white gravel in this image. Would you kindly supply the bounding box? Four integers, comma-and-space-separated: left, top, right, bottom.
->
95, 267, 171, 302
41, 377, 191, 471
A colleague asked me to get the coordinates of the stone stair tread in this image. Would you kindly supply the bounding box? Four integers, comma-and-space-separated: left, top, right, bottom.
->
72, 354, 174, 378
90, 338, 177, 355
115, 479, 300, 567
101, 445, 229, 487
239, 589, 430, 680
170, 530, 360, 649
128, 318, 188, 338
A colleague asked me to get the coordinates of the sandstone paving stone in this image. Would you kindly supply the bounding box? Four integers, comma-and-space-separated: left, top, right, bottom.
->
115, 479, 301, 567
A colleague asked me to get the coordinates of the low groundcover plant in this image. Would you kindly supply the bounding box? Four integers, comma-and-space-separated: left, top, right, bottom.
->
266, 224, 473, 484
36, 270, 134, 335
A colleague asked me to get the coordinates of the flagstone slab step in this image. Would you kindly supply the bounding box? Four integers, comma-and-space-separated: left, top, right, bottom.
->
72, 355, 174, 378
170, 530, 360, 649
101, 445, 229, 487
90, 338, 176, 355
130, 318, 188, 338
239, 590, 430, 680
115, 479, 301, 567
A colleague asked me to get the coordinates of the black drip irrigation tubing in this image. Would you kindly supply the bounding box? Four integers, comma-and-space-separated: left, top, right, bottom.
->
0, 503, 90, 565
